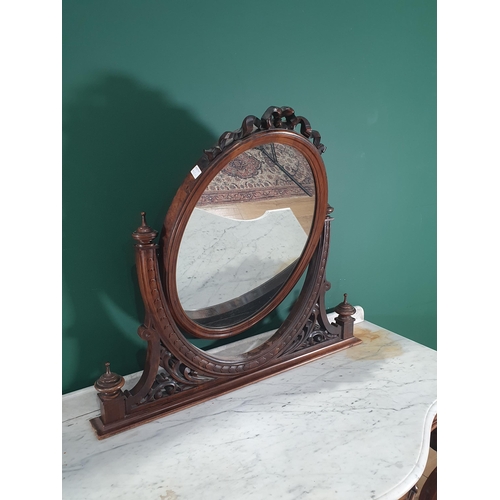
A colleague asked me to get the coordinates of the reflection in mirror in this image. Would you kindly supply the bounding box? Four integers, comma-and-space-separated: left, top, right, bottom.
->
176, 143, 315, 328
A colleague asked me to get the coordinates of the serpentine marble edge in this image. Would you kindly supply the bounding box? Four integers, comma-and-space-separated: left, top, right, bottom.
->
62, 318, 437, 500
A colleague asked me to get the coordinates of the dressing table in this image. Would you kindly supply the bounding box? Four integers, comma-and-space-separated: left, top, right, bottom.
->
62, 314, 437, 499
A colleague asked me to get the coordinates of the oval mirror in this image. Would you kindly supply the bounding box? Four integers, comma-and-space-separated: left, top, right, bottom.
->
162, 121, 329, 340
176, 142, 315, 329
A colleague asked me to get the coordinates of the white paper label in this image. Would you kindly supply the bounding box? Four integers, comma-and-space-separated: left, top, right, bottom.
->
191, 165, 202, 179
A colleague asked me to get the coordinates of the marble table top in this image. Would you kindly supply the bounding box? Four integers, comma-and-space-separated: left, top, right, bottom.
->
62, 317, 436, 500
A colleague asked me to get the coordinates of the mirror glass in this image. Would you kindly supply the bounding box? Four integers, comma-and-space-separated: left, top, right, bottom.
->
176, 142, 316, 329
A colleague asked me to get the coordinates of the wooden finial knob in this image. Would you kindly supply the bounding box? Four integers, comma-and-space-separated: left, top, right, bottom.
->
136, 212, 151, 233
325, 205, 334, 221
94, 362, 125, 399
132, 211, 158, 244
334, 293, 356, 318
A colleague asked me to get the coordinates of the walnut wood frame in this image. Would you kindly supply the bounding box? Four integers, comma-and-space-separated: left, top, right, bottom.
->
90, 106, 361, 439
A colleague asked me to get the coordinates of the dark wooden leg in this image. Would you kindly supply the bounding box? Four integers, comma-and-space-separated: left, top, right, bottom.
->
430, 427, 437, 452
419, 468, 437, 500
406, 484, 418, 500
405, 418, 437, 500
419, 420, 437, 499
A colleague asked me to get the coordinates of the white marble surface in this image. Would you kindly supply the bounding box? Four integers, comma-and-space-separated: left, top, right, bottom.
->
177, 207, 308, 310
62, 319, 436, 500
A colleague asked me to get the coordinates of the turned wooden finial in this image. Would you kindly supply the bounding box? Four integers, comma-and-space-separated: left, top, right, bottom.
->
94, 362, 125, 400
325, 204, 334, 221
334, 293, 356, 318
136, 212, 151, 233
132, 211, 158, 244
139, 211, 147, 227
333, 293, 356, 340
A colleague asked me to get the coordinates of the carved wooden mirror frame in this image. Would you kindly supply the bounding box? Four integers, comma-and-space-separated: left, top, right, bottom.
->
90, 106, 361, 439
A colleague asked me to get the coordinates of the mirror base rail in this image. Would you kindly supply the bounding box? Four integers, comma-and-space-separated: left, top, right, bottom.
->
90, 336, 360, 439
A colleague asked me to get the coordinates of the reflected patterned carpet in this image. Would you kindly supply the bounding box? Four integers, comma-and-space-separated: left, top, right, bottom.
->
198, 143, 315, 205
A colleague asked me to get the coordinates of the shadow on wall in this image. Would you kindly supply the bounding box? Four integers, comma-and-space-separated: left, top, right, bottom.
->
62, 74, 217, 393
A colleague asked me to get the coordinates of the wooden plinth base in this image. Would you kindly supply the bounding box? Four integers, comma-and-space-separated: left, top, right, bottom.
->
90, 335, 361, 439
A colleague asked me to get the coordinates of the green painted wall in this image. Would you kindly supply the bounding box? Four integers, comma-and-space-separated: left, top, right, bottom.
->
63, 0, 436, 394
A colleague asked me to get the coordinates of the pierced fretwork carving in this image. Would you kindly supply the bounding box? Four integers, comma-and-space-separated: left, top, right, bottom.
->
141, 370, 185, 403
284, 302, 341, 355
199, 106, 325, 169
139, 345, 216, 404
160, 346, 214, 386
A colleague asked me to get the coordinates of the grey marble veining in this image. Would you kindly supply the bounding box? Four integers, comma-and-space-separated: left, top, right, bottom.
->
177, 207, 308, 310
62, 320, 436, 500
